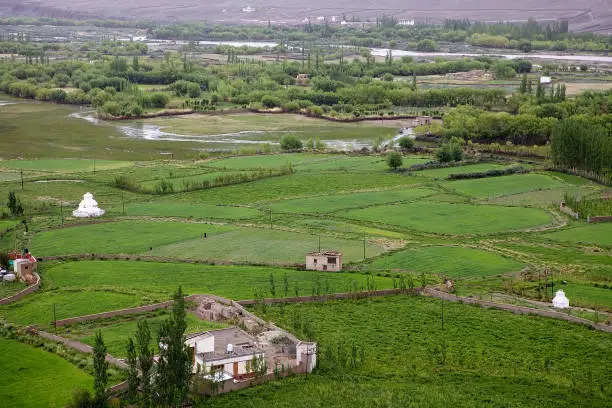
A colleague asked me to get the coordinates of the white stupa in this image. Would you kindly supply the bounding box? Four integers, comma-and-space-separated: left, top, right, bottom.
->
72, 192, 105, 218
552, 289, 569, 309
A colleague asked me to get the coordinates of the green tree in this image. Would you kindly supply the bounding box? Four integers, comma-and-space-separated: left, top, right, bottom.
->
92, 331, 109, 407
7, 192, 23, 217
417, 39, 437, 52
156, 287, 192, 406
136, 320, 153, 408
398, 137, 414, 150
386, 151, 403, 170
126, 338, 139, 401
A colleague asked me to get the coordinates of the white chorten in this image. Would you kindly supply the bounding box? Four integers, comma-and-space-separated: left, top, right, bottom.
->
552, 289, 569, 309
72, 192, 105, 218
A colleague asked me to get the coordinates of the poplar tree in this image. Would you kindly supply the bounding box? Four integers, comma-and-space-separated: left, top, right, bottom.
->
136, 320, 153, 408
93, 331, 109, 407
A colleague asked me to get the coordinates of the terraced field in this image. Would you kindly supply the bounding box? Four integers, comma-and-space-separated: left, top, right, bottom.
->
444, 173, 565, 199
344, 201, 554, 235
543, 223, 612, 247
368, 246, 525, 277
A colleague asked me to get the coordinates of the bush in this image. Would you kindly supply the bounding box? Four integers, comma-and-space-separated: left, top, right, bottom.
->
387, 152, 403, 170
417, 39, 437, 52
398, 137, 414, 150
261, 95, 282, 109
437, 142, 464, 163
280, 135, 303, 150
149, 92, 169, 108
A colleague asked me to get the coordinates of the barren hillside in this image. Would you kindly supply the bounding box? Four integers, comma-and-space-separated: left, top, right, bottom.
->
1, 0, 611, 33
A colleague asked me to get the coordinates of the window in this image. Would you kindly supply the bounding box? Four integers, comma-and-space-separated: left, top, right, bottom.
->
211, 364, 224, 373
327, 257, 337, 264
313, 258, 317, 264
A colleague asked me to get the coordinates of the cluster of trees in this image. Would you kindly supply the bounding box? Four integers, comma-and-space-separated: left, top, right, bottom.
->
551, 117, 612, 177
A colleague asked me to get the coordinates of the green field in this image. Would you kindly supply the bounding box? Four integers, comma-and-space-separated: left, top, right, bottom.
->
138, 170, 260, 192
559, 283, 612, 310
369, 246, 525, 277
0, 220, 19, 232
1, 261, 394, 327
0, 338, 92, 408
149, 227, 386, 263
266, 188, 436, 214
208, 295, 612, 408
206, 154, 331, 169
414, 163, 510, 179
344, 202, 553, 235
444, 173, 564, 199
32, 220, 234, 256
64, 312, 227, 358
543, 223, 612, 247
125, 202, 260, 219
148, 113, 398, 142
0, 159, 132, 173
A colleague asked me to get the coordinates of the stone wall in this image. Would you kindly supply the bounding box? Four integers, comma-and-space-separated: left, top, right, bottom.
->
587, 215, 612, 223
559, 203, 579, 219
0, 273, 40, 305
54, 294, 200, 326
237, 288, 418, 306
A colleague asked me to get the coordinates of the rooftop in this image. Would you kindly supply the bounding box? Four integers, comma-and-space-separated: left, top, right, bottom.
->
306, 251, 342, 256
188, 327, 263, 362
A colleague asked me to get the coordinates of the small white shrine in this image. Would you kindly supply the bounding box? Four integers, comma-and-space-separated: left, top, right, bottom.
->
72, 192, 105, 218
552, 289, 570, 309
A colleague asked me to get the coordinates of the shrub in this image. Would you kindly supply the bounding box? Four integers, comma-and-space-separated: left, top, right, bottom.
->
280, 135, 303, 150
398, 137, 414, 150
387, 151, 403, 170
261, 95, 282, 108
437, 142, 464, 163
149, 92, 169, 108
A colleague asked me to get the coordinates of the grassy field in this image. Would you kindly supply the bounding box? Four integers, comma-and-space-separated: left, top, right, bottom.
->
0, 219, 19, 232
147, 113, 398, 142
205, 295, 612, 408
63, 312, 227, 358
543, 223, 612, 247
344, 202, 553, 235
125, 202, 260, 219
266, 188, 436, 214
148, 227, 387, 263
1, 261, 395, 327
137, 170, 260, 192
558, 283, 612, 310
31, 220, 235, 256
368, 246, 525, 277
444, 173, 565, 199
0, 338, 92, 408
179, 172, 423, 205
0, 159, 133, 173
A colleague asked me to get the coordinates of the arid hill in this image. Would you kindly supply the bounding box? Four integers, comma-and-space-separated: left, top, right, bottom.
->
1, 0, 611, 33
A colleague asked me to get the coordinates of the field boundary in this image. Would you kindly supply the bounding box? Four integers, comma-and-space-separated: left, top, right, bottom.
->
0, 273, 41, 305
423, 288, 612, 332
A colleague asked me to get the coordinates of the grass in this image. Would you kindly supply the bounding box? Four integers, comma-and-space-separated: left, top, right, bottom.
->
266, 188, 436, 214
125, 202, 260, 219
0, 260, 395, 328
368, 246, 525, 277
0, 338, 93, 408
32, 220, 235, 256
179, 172, 423, 205
0, 219, 19, 232
206, 295, 612, 408
559, 283, 612, 310
148, 113, 398, 141
0, 281, 27, 298
64, 312, 227, 358
137, 170, 260, 192
543, 223, 612, 247
148, 227, 387, 263
344, 202, 553, 235
444, 173, 565, 199
0, 159, 132, 173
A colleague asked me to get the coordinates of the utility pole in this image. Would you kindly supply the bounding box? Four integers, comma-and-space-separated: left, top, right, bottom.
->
318, 236, 321, 252
441, 301, 445, 330
93, 159, 96, 176
269, 209, 272, 230
20, 168, 24, 190
121, 192, 125, 215
60, 202, 63, 225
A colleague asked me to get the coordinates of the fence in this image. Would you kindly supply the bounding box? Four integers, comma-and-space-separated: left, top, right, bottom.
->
0, 273, 40, 305
559, 203, 579, 219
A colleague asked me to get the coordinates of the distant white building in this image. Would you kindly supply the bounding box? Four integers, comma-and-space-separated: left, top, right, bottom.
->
399, 19, 415, 26
540, 76, 552, 84
242, 6, 255, 13
552, 290, 570, 309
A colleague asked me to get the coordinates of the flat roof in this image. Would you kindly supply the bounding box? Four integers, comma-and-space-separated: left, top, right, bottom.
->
306, 251, 342, 256
189, 327, 263, 362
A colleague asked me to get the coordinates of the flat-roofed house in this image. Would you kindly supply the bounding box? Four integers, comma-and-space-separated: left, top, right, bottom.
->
306, 251, 342, 272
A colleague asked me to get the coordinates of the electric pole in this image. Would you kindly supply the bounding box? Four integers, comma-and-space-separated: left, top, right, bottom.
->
20, 168, 24, 190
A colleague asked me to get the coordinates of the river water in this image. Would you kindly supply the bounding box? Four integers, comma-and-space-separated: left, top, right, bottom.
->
140, 38, 612, 63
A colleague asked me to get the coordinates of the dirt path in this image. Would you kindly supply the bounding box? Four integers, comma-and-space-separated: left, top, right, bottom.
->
423, 288, 612, 333
33, 329, 128, 369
